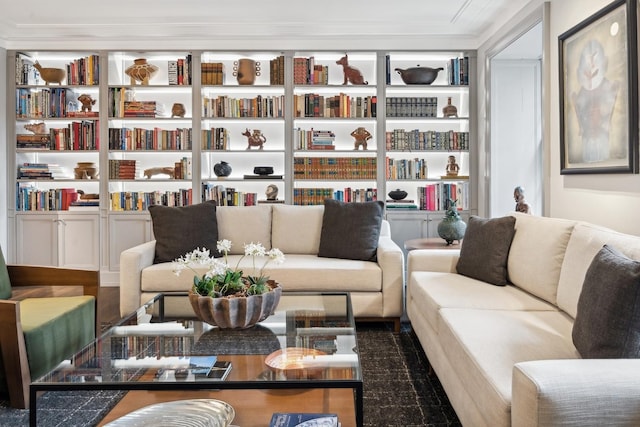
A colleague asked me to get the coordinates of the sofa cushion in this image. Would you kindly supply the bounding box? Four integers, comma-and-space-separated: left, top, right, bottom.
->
318, 199, 384, 262
149, 201, 219, 263
408, 271, 556, 335
20, 296, 96, 380
216, 205, 272, 254
507, 213, 576, 305
557, 222, 640, 318
455, 215, 516, 286
572, 245, 640, 358
439, 308, 578, 427
272, 204, 324, 254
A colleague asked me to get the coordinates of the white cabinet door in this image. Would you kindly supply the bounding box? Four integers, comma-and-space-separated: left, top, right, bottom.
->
386, 211, 430, 250
16, 214, 58, 266
58, 213, 100, 269
108, 213, 153, 271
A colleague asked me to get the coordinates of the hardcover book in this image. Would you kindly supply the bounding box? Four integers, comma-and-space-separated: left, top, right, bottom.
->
269, 413, 339, 427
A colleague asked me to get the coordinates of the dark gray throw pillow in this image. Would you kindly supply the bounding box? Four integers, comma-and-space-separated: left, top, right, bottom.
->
318, 199, 384, 262
456, 215, 516, 286
148, 201, 220, 264
572, 244, 640, 358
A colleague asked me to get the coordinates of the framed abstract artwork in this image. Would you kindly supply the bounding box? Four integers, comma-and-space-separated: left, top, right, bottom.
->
559, 0, 638, 174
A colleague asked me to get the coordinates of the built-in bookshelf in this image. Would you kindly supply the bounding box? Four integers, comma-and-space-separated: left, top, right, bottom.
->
6, 49, 476, 280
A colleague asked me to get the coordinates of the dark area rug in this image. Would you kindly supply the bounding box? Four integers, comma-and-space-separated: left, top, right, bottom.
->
0, 322, 460, 426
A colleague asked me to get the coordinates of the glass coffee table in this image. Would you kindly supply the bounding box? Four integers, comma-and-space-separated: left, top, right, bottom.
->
30, 292, 363, 426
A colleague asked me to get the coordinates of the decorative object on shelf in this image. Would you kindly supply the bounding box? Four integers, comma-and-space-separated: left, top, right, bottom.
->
24, 122, 46, 134
233, 58, 260, 85
388, 189, 408, 201
265, 348, 328, 379
265, 184, 279, 200
143, 166, 175, 179
336, 54, 368, 85
174, 242, 285, 329
437, 200, 467, 245
254, 166, 274, 176
77, 94, 96, 112
171, 103, 186, 118
395, 65, 443, 85
445, 155, 460, 177
125, 58, 158, 85
213, 161, 232, 178
514, 185, 532, 214
350, 127, 372, 150
442, 97, 458, 118
77, 190, 99, 200
74, 162, 98, 179
33, 61, 65, 85
103, 399, 236, 427
242, 128, 267, 150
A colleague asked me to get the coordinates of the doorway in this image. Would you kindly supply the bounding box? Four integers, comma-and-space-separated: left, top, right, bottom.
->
489, 22, 543, 216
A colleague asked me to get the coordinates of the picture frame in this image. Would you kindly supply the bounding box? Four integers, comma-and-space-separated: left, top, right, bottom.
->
558, 0, 638, 174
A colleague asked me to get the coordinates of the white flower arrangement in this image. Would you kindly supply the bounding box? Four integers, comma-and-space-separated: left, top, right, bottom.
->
173, 240, 285, 297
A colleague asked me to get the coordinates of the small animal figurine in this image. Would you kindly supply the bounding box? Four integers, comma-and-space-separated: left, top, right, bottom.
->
350, 127, 372, 150
143, 166, 175, 179
33, 61, 65, 85
77, 94, 96, 112
336, 55, 368, 85
171, 103, 186, 118
242, 128, 267, 150
24, 122, 46, 134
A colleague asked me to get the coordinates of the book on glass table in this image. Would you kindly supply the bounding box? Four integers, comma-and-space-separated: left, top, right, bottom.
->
269, 412, 339, 427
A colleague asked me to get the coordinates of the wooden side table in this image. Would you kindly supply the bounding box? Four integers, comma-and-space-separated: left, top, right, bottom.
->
404, 237, 462, 251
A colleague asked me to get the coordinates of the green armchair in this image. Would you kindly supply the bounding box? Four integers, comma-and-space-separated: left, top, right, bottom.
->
0, 247, 98, 409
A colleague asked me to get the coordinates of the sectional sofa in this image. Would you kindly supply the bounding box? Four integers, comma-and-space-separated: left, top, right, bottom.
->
407, 212, 640, 426
120, 201, 404, 331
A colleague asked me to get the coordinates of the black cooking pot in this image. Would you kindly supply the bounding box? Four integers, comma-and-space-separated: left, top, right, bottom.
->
395, 66, 443, 85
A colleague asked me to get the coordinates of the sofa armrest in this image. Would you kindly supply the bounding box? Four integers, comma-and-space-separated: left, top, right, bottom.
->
407, 249, 460, 274
119, 240, 156, 317
513, 359, 640, 427
376, 233, 404, 319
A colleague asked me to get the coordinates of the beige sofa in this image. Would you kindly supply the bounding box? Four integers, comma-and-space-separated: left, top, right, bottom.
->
120, 204, 404, 330
407, 213, 640, 427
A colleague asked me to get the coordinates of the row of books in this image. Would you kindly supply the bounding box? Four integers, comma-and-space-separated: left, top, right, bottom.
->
386, 157, 429, 180
293, 128, 336, 150
201, 128, 230, 150
200, 62, 224, 85
16, 88, 80, 118
417, 181, 470, 211
108, 127, 192, 151
167, 55, 192, 85
293, 157, 377, 180
173, 157, 193, 180
202, 183, 258, 206
386, 129, 470, 151
293, 56, 329, 85
447, 56, 470, 86
269, 55, 285, 85
17, 120, 100, 151
15, 185, 79, 211
110, 190, 193, 211
109, 159, 137, 179
386, 96, 439, 118
15, 55, 100, 86
292, 187, 377, 205
202, 95, 285, 118
293, 94, 377, 118
108, 88, 158, 118
109, 334, 194, 360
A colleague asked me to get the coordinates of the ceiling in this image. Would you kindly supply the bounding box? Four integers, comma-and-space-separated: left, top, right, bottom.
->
0, 0, 535, 49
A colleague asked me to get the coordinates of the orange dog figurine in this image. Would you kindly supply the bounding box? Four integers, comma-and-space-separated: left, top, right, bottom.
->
336, 55, 368, 85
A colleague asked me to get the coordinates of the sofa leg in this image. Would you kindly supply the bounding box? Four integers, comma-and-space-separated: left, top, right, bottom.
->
392, 318, 401, 334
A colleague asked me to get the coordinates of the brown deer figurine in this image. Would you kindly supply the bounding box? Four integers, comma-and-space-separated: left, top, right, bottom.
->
336, 55, 368, 85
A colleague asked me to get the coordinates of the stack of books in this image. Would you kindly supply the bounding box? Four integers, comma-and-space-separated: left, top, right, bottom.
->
17, 133, 50, 150
386, 199, 418, 210
18, 163, 53, 179
123, 101, 156, 118
109, 159, 137, 179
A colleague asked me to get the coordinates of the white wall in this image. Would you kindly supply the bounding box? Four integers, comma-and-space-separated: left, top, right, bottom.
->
549, 0, 640, 234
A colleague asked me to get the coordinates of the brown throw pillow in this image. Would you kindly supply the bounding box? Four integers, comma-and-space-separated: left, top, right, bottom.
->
572, 245, 640, 358
148, 201, 220, 264
456, 215, 516, 286
318, 199, 384, 262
